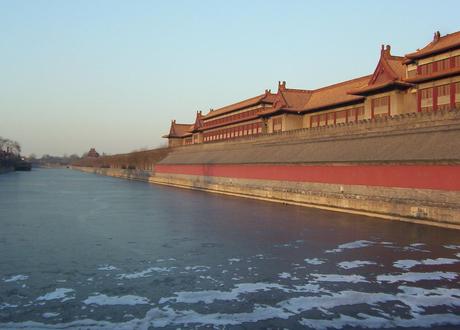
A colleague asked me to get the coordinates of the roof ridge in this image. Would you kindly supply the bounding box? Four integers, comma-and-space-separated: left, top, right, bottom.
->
311, 74, 372, 92
436, 30, 460, 41
283, 88, 312, 93
210, 93, 265, 112
387, 55, 404, 60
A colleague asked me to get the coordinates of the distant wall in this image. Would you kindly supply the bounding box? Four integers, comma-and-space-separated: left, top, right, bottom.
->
73, 147, 171, 170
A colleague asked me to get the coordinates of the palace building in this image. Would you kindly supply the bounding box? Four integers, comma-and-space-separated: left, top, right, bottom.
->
164, 30, 460, 147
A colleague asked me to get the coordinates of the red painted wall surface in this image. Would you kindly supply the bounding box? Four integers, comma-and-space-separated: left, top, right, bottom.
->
155, 164, 460, 191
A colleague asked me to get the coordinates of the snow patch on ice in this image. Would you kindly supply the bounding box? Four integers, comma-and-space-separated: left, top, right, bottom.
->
444, 244, 460, 250
117, 267, 175, 279
37, 288, 75, 302
83, 293, 150, 306
337, 260, 377, 269
97, 265, 117, 271
160, 282, 286, 304
184, 265, 210, 272
3, 274, 28, 282
304, 258, 325, 265
393, 258, 459, 270
325, 240, 374, 253
310, 273, 368, 283
0, 303, 18, 310
377, 271, 458, 283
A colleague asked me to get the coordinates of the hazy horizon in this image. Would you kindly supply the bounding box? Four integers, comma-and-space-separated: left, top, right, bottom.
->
1, 0, 459, 157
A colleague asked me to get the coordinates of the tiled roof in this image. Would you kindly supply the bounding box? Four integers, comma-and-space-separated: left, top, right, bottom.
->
163, 122, 193, 138
386, 56, 406, 80
279, 89, 312, 109
299, 75, 371, 111
203, 91, 276, 119
405, 31, 460, 62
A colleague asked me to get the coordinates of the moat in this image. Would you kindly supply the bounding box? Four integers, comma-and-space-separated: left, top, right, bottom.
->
0, 168, 459, 329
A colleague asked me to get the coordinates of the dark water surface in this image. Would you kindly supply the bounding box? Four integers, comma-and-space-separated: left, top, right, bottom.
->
0, 168, 459, 329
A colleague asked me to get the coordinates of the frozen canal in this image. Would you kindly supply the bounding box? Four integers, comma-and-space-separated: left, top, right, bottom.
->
0, 168, 459, 329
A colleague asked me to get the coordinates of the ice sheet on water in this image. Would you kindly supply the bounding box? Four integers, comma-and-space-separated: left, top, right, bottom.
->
325, 240, 374, 253
304, 258, 325, 265
377, 271, 457, 283
310, 273, 369, 283
36, 288, 75, 302
3, 274, 28, 282
300, 313, 460, 329
3, 285, 460, 328
337, 260, 377, 269
393, 258, 459, 270
83, 293, 150, 306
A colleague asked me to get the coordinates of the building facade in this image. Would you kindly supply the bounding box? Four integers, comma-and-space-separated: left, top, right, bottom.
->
164, 31, 460, 147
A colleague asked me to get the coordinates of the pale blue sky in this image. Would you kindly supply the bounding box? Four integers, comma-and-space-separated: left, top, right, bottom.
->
1, 0, 459, 156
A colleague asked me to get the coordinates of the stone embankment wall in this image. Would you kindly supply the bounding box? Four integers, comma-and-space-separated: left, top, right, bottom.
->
75, 110, 460, 229
0, 166, 14, 174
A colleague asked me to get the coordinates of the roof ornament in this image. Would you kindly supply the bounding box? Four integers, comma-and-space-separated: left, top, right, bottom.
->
278, 81, 286, 91
381, 44, 391, 58
264, 89, 271, 95
433, 31, 441, 42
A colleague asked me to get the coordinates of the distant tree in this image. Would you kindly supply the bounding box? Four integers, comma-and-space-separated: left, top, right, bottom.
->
11, 141, 21, 155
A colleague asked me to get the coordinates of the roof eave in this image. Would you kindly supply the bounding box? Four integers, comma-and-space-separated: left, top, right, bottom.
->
404, 42, 460, 62
404, 68, 460, 83
348, 81, 413, 96
299, 98, 365, 114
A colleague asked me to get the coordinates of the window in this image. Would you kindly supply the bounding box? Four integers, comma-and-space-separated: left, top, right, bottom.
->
437, 84, 451, 111
335, 110, 347, 124
438, 58, 450, 72
420, 87, 434, 112
456, 82, 460, 109
418, 63, 433, 75
454, 56, 460, 68
371, 96, 390, 117
273, 117, 282, 132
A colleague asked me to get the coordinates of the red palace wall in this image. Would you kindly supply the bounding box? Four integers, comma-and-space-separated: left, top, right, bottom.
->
155, 164, 460, 191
